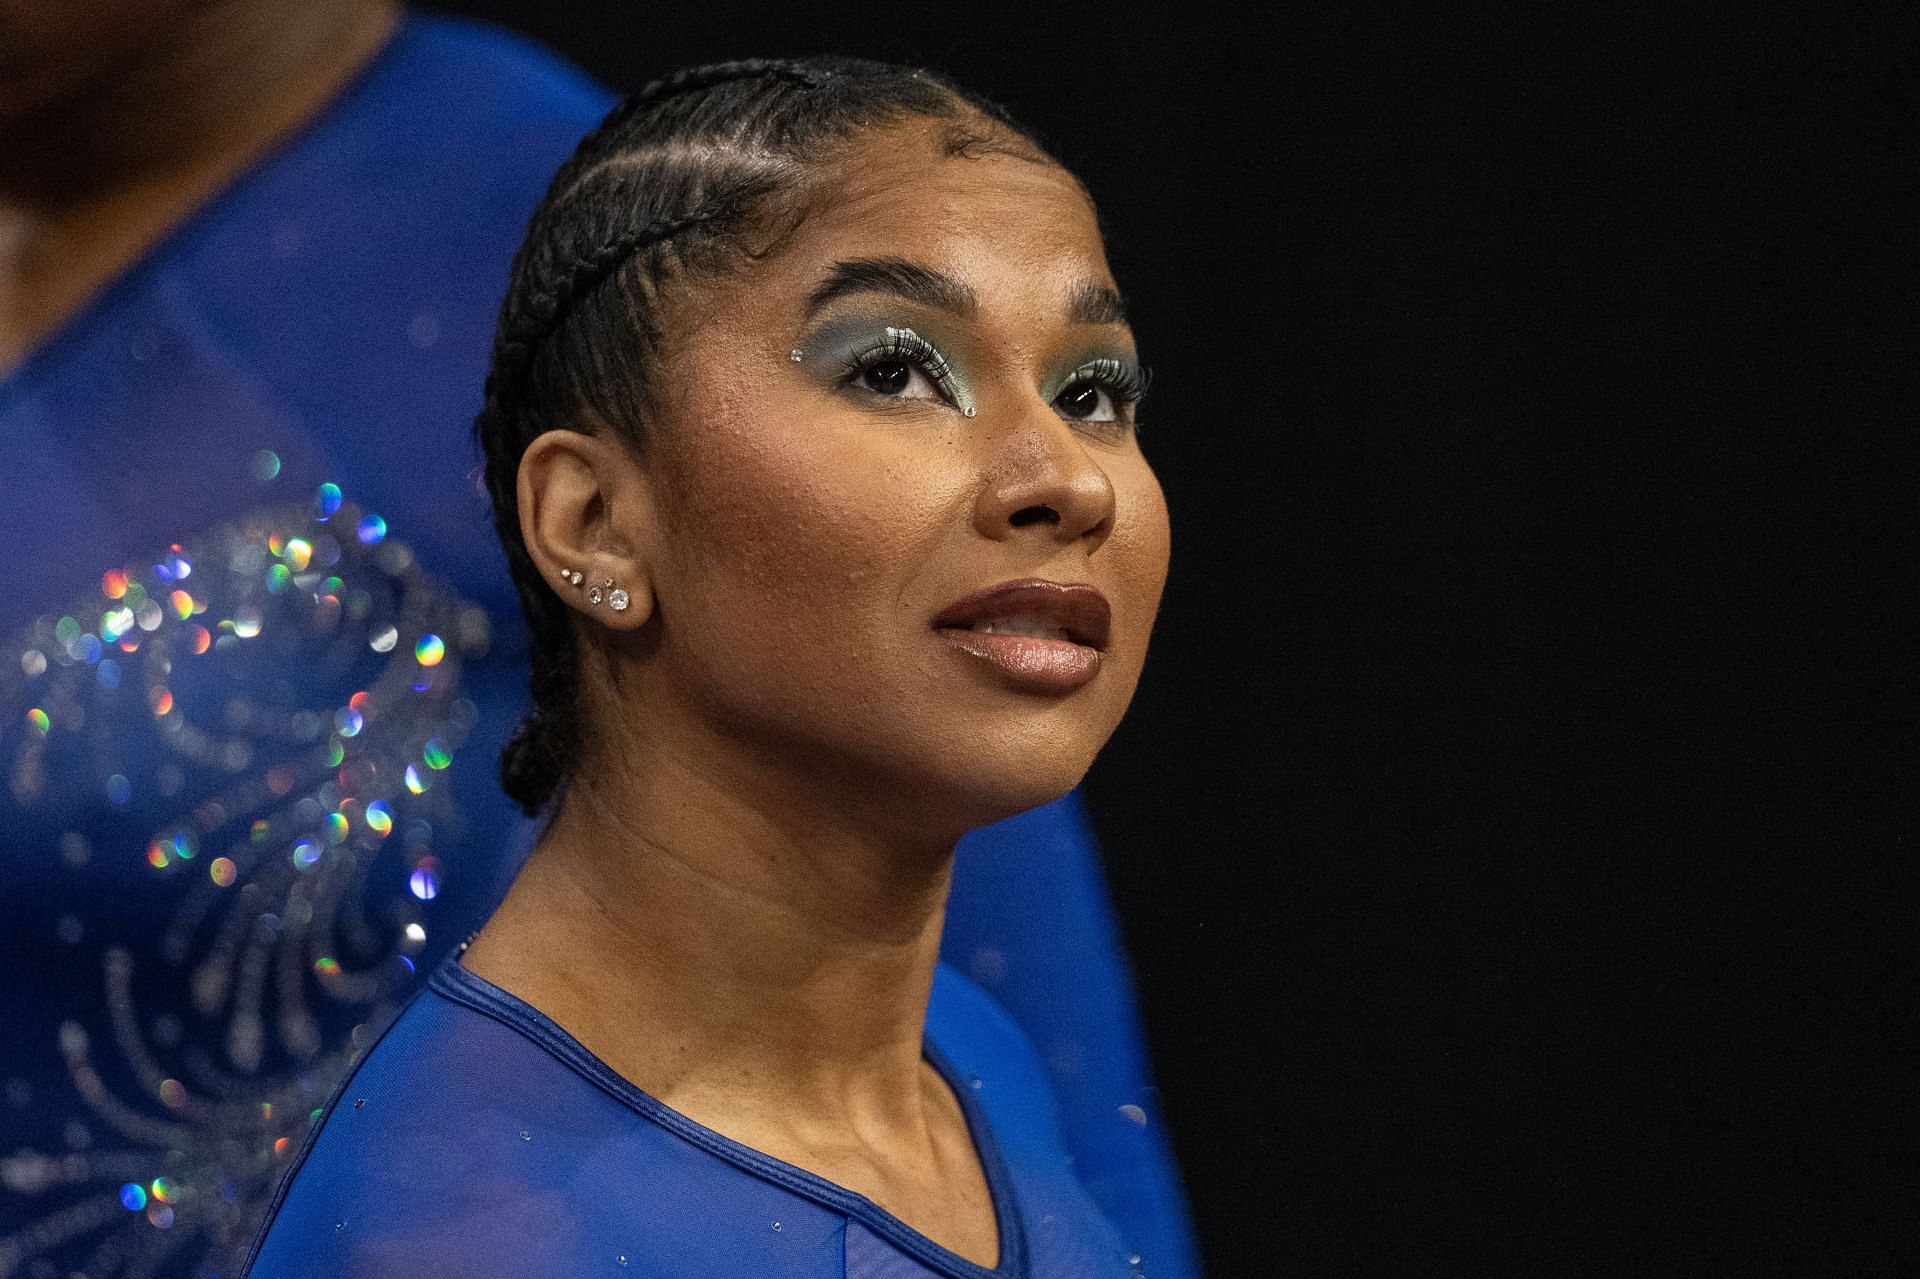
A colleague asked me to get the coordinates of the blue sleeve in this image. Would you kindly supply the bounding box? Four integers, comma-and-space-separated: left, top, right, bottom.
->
942, 790, 1202, 1276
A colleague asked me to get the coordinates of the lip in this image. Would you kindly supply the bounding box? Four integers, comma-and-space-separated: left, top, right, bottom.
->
935, 627, 1103, 693
931, 579, 1110, 695
931, 580, 1112, 650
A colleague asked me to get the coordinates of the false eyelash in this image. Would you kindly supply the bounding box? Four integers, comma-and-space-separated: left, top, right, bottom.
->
839, 326, 957, 402
1062, 357, 1153, 407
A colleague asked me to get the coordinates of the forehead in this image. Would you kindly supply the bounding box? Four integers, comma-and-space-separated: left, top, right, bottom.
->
763, 120, 1114, 309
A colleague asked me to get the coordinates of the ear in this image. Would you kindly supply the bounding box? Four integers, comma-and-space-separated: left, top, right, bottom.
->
516, 429, 656, 630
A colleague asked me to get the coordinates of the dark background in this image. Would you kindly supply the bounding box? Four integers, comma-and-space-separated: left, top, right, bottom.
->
429, 3, 1897, 1272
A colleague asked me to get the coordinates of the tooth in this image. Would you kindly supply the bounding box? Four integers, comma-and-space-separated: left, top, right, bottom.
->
966, 618, 1067, 639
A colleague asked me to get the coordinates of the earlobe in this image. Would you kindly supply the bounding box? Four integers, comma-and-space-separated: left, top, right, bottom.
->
517, 429, 656, 628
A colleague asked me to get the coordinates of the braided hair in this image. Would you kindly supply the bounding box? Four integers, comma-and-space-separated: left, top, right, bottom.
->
474, 56, 1058, 817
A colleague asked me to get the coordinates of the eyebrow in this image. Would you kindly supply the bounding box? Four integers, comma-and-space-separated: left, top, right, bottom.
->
802, 256, 1131, 327
804, 258, 976, 319
1065, 280, 1129, 326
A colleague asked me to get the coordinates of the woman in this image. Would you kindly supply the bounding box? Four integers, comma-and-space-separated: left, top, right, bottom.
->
242, 56, 1172, 1278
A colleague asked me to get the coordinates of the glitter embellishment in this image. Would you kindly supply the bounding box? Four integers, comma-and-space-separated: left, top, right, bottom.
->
0, 494, 480, 1277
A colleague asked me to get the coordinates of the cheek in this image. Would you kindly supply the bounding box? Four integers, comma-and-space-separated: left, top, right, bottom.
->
656, 405, 956, 660
1109, 460, 1173, 648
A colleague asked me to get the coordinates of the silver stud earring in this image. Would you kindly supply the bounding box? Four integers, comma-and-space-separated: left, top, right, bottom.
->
587, 584, 603, 605
789, 348, 804, 362
964, 406, 977, 417
608, 588, 630, 611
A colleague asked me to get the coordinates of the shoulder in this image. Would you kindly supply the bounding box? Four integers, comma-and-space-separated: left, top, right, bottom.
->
240, 978, 610, 1277
243, 12, 613, 222
239, 965, 858, 1278
372, 13, 615, 133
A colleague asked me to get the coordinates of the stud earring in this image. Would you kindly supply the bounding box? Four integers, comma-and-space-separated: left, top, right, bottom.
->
789, 348, 804, 363
586, 576, 631, 612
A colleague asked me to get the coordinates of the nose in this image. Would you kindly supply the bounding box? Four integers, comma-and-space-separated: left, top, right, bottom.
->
971, 402, 1118, 553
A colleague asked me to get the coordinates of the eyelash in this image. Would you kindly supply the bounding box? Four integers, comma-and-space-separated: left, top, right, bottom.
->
1062, 358, 1153, 412
839, 332, 1152, 425
840, 328, 957, 400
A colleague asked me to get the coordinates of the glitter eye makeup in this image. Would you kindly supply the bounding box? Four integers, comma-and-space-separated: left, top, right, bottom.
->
791, 318, 1149, 430
792, 316, 976, 417
843, 327, 980, 417
1044, 353, 1152, 428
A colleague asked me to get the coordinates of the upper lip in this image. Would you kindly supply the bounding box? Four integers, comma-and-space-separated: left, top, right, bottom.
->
932, 579, 1111, 651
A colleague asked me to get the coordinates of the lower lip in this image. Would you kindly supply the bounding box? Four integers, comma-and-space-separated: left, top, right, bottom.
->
935, 628, 1102, 692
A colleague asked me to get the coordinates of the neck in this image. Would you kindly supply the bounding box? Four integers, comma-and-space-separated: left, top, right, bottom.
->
0, 0, 399, 370
463, 712, 966, 1141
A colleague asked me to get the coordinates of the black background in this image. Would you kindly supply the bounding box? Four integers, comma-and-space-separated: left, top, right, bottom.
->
429, 3, 1897, 1272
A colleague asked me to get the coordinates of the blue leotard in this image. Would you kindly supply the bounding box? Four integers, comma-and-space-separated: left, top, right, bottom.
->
241, 951, 1138, 1278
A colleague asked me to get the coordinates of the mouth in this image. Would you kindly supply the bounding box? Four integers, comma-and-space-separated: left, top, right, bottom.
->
930, 580, 1110, 694
925, 622, 1098, 691
931, 580, 1112, 651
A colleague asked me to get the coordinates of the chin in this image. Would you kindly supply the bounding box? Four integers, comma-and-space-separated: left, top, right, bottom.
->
898, 743, 1102, 837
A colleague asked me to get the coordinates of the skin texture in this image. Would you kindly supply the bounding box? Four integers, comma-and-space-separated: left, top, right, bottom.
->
0, 0, 398, 371
461, 116, 1171, 1264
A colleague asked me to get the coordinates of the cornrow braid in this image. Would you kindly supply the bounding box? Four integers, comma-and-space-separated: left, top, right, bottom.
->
485, 193, 744, 407
596, 58, 835, 134
474, 55, 1060, 818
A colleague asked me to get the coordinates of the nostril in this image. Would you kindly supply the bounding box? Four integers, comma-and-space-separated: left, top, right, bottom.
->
1009, 504, 1060, 528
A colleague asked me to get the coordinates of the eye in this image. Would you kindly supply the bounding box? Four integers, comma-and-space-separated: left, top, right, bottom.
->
1052, 358, 1149, 426
842, 327, 956, 406
857, 356, 942, 401
1054, 380, 1117, 423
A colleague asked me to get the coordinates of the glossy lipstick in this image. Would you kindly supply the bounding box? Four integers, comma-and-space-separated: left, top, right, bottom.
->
931, 579, 1110, 693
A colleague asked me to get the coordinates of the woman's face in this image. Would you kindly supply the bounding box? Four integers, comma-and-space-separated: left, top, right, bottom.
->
629, 117, 1170, 832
